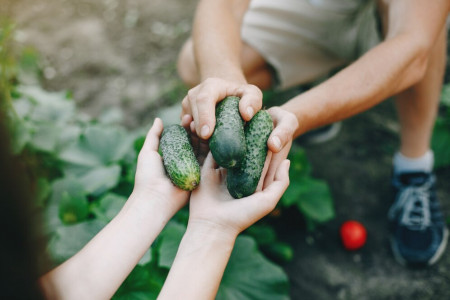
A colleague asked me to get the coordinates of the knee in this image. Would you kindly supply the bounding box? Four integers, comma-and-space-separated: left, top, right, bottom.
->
177, 38, 200, 87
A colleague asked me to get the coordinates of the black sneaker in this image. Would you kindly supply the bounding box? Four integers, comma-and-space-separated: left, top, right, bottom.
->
388, 172, 448, 266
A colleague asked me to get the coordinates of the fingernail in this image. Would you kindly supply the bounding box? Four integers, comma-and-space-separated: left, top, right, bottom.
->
201, 125, 210, 138
246, 107, 254, 118
272, 136, 281, 150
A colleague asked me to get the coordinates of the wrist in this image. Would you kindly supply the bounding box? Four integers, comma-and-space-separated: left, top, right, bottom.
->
186, 218, 239, 246
126, 191, 173, 225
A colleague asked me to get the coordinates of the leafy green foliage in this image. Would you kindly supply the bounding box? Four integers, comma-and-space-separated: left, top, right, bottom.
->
280, 147, 335, 230
432, 83, 450, 168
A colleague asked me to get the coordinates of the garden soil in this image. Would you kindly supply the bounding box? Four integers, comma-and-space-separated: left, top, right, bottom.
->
3, 0, 450, 299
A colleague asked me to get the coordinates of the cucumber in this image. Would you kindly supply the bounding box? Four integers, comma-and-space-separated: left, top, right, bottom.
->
209, 96, 246, 168
227, 110, 273, 198
160, 124, 200, 191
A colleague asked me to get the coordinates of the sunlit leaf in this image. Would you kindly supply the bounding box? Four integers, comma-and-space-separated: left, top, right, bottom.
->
78, 164, 121, 196
157, 221, 186, 268
216, 236, 290, 300
58, 191, 89, 224
48, 219, 107, 264
91, 193, 127, 222
296, 178, 335, 223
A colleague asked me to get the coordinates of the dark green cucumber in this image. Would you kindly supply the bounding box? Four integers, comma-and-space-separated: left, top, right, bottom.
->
209, 96, 246, 168
227, 110, 273, 198
160, 124, 200, 191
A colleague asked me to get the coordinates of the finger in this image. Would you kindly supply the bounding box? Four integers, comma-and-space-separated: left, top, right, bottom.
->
200, 152, 223, 184
237, 84, 263, 121
181, 95, 193, 119
142, 118, 164, 152
273, 159, 291, 184
248, 159, 291, 214
181, 113, 192, 128
267, 108, 298, 153
188, 89, 217, 139
256, 151, 273, 192
263, 141, 291, 189
202, 151, 216, 174
227, 159, 290, 227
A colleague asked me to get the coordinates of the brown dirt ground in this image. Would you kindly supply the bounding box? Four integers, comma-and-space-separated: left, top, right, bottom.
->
3, 1, 450, 299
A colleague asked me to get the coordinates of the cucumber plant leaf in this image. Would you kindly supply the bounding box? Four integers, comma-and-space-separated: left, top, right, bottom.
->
47, 219, 107, 264
78, 164, 121, 196
216, 236, 290, 300
432, 116, 450, 168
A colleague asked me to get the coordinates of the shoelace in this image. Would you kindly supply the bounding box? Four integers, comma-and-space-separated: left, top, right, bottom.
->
389, 181, 432, 231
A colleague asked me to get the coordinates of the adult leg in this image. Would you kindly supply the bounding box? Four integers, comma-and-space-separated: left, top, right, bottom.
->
177, 38, 273, 89
389, 26, 448, 266
395, 26, 446, 159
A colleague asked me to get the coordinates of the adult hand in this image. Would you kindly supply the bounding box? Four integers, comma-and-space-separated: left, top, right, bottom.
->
181, 77, 263, 140
188, 152, 290, 238
261, 106, 298, 188
132, 118, 189, 217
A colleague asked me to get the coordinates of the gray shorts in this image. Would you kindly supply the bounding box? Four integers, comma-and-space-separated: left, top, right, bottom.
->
241, 0, 382, 89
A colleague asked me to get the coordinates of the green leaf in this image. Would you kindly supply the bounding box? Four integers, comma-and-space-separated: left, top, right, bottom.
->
12, 96, 33, 118
78, 164, 121, 196
217, 236, 290, 300
36, 177, 51, 206
58, 125, 133, 167
113, 264, 168, 300
45, 177, 88, 230
440, 84, 450, 107
19, 85, 75, 124
244, 223, 277, 245
9, 115, 31, 154
48, 219, 107, 264
432, 117, 450, 168
295, 178, 335, 223
91, 193, 127, 222
29, 121, 61, 152
263, 242, 294, 263
287, 147, 311, 177
81, 125, 132, 164
157, 221, 186, 268
58, 191, 89, 224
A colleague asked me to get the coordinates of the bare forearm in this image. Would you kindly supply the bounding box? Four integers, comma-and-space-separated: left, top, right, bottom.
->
283, 0, 450, 137
158, 223, 236, 300
193, 0, 250, 82
283, 35, 427, 136
40, 193, 171, 300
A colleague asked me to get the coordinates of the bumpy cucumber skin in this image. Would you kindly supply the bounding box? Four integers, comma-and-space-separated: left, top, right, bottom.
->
209, 96, 246, 168
227, 110, 273, 198
160, 124, 200, 191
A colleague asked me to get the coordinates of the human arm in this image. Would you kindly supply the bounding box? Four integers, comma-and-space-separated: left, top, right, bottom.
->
39, 118, 189, 300
282, 0, 450, 137
180, 0, 297, 182
181, 0, 262, 140
158, 152, 290, 299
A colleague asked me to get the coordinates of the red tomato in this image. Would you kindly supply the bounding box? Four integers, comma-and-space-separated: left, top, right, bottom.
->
340, 220, 367, 251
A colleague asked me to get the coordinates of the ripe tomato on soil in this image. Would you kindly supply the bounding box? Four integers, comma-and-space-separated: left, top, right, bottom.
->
340, 220, 367, 251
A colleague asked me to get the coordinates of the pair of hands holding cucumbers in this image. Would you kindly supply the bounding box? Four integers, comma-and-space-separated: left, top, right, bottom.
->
139, 78, 297, 237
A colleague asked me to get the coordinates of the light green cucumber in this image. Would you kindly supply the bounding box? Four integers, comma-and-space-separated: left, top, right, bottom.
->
160, 124, 200, 191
